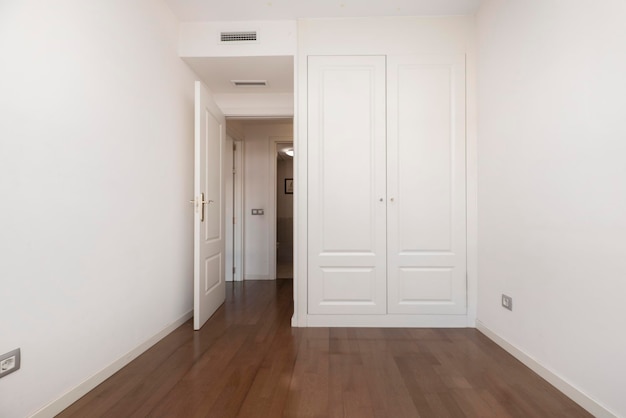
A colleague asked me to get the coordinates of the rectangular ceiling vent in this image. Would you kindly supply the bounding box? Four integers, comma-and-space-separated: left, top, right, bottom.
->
231, 80, 268, 87
220, 31, 257, 43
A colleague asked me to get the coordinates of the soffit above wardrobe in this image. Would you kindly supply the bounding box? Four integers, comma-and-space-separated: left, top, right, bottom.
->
164, 0, 481, 22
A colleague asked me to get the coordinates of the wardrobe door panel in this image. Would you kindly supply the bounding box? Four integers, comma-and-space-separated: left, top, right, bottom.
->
308, 56, 387, 314
387, 55, 467, 314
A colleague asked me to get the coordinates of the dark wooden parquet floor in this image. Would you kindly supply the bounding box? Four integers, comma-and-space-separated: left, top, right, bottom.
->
58, 280, 590, 417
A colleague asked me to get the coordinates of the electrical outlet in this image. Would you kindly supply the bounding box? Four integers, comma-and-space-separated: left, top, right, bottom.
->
0, 348, 20, 379
1, 357, 15, 372
502, 294, 513, 311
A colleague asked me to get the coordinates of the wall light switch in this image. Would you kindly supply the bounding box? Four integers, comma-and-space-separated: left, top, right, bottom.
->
502, 294, 513, 311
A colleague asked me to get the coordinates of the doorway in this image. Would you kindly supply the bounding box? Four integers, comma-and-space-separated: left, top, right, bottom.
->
224, 120, 294, 282
184, 53, 297, 322
275, 141, 294, 279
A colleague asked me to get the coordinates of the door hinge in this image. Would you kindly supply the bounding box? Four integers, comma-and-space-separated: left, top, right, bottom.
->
233, 267, 236, 274
233, 217, 236, 224
233, 143, 237, 151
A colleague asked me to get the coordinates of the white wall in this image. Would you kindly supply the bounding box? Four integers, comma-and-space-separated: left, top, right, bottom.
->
179, 20, 297, 57
298, 16, 474, 55
0, 1, 197, 416
477, 1, 626, 416
242, 123, 293, 280
178, 20, 296, 119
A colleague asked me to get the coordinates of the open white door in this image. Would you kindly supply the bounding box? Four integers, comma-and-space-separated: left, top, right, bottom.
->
193, 81, 225, 330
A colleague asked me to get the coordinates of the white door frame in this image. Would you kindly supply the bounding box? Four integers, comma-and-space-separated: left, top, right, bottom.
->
203, 56, 299, 325
225, 123, 245, 282
224, 135, 235, 282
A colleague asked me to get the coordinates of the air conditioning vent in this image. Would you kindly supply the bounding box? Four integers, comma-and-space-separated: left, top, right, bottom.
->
231, 80, 268, 87
220, 31, 257, 43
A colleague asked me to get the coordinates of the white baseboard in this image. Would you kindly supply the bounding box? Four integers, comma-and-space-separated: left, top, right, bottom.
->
30, 310, 193, 418
476, 321, 617, 418
306, 314, 470, 328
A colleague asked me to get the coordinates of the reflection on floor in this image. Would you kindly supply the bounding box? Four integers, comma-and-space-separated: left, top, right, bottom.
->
276, 259, 293, 279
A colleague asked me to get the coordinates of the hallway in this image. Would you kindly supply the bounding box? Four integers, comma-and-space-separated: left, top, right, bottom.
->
58, 281, 589, 417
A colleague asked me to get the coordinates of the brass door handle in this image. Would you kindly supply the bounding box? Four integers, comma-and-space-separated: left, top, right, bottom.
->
190, 193, 214, 222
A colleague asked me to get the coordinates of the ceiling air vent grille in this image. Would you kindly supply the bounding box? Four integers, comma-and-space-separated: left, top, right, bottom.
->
220, 31, 257, 43
231, 80, 268, 87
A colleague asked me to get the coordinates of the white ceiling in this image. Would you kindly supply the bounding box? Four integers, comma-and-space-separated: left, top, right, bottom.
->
164, 0, 481, 22
183, 56, 294, 94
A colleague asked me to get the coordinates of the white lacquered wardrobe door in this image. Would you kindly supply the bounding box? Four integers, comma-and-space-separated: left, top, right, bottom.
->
307, 56, 387, 315
387, 54, 467, 315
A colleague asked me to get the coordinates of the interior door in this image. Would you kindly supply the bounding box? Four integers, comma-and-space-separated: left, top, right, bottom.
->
194, 81, 226, 330
307, 55, 387, 314
386, 54, 467, 314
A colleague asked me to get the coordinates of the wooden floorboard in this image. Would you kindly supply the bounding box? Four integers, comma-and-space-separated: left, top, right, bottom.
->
58, 280, 591, 418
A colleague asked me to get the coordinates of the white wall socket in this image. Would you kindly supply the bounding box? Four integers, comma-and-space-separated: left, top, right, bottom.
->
0, 348, 21, 378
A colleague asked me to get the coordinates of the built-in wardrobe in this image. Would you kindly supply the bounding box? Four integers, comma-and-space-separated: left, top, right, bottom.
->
298, 17, 473, 327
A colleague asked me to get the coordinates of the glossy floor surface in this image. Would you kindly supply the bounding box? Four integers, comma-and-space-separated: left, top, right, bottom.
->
59, 280, 590, 417
276, 259, 293, 279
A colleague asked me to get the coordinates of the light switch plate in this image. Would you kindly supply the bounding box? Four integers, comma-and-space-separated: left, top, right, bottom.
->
502, 294, 513, 311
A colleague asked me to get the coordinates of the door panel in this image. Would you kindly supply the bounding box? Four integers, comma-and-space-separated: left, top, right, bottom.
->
396, 65, 453, 252
194, 81, 225, 330
307, 56, 387, 314
398, 268, 454, 301
387, 55, 467, 314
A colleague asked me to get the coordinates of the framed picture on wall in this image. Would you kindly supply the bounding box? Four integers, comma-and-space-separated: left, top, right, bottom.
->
285, 178, 293, 194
